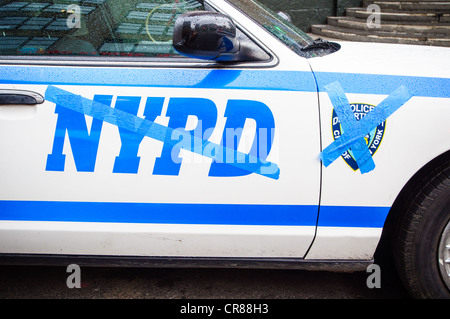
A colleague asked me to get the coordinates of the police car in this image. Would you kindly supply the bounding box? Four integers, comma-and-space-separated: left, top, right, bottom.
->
0, 0, 449, 299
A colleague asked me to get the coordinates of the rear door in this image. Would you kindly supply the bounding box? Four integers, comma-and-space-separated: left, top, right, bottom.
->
0, 0, 321, 259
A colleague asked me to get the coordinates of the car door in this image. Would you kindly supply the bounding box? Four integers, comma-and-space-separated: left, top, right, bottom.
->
0, 0, 320, 259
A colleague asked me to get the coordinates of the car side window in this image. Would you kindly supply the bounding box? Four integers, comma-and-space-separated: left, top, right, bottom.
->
0, 0, 205, 58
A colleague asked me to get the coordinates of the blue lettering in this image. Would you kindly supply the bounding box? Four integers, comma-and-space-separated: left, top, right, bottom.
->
113, 97, 164, 174
112, 96, 142, 174
46, 95, 275, 177
46, 95, 113, 172
209, 100, 275, 177
153, 98, 217, 176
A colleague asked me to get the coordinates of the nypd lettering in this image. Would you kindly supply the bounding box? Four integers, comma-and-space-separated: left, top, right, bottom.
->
46, 95, 276, 177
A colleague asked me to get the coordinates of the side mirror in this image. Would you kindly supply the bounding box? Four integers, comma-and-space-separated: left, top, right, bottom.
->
173, 11, 269, 62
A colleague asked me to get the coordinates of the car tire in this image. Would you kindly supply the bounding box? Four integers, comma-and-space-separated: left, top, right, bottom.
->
393, 161, 450, 299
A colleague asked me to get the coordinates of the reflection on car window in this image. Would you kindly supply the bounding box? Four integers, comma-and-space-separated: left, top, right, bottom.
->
225, 0, 314, 55
0, 0, 204, 57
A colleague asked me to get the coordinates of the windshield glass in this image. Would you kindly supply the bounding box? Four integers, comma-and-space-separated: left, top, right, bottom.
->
225, 0, 314, 55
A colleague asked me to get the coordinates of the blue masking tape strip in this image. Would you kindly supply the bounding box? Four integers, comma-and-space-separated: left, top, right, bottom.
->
320, 83, 412, 169
44, 85, 280, 180
324, 81, 375, 174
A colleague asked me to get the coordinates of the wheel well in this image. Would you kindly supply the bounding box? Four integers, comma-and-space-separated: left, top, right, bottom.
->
376, 149, 450, 259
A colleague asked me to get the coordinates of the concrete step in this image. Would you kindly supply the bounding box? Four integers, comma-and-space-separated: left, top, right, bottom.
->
362, 1, 450, 11
311, 24, 450, 46
346, 7, 448, 22
327, 16, 450, 34
314, 0, 450, 47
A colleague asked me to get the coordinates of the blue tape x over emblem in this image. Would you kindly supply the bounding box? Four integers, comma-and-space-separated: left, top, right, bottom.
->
320, 81, 413, 174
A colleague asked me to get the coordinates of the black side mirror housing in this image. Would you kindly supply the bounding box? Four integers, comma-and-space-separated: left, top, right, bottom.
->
173, 11, 270, 62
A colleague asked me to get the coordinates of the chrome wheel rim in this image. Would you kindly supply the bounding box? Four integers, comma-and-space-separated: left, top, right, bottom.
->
438, 219, 450, 291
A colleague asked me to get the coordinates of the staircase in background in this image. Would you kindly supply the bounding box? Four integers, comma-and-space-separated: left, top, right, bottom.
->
311, 0, 450, 47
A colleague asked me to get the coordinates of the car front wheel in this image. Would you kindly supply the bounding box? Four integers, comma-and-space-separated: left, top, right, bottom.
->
393, 160, 450, 299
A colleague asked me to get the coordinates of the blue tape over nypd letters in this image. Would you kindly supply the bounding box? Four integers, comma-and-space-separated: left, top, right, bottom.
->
320, 81, 413, 172
44, 85, 280, 180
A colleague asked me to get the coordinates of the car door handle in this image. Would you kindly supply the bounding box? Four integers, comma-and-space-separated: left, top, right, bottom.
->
0, 90, 44, 105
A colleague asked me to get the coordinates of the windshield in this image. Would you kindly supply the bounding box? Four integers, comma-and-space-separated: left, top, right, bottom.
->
225, 0, 314, 55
